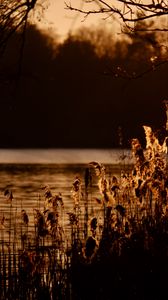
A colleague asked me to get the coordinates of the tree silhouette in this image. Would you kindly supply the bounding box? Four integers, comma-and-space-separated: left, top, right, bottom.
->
0, 0, 39, 52
0, 22, 167, 148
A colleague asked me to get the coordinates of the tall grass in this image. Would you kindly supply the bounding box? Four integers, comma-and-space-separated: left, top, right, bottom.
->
0, 103, 168, 299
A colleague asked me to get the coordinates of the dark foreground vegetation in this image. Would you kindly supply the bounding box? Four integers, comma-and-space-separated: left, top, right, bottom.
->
0, 106, 168, 299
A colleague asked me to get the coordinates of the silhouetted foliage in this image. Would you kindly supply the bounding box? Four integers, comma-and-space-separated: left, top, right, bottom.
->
0, 22, 167, 148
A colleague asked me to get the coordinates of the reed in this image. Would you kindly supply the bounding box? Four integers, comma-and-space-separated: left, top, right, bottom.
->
0, 103, 168, 299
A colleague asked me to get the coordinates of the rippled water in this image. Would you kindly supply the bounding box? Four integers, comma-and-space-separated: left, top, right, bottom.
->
0, 148, 133, 219
0, 164, 118, 212
0, 160, 132, 247
0, 163, 124, 210
0, 164, 84, 231
0, 164, 85, 209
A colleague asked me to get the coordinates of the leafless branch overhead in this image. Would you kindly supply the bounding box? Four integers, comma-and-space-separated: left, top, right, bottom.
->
0, 0, 38, 50
65, 0, 168, 28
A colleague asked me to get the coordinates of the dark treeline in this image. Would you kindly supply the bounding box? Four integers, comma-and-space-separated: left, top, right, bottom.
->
0, 23, 167, 148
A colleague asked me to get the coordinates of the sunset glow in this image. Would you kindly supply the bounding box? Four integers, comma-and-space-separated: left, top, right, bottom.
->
0, 2, 168, 298
35, 0, 118, 39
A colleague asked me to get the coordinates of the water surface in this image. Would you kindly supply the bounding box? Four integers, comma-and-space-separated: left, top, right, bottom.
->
0, 149, 133, 243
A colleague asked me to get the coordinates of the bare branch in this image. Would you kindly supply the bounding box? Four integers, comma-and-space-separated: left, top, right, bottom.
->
0, 0, 38, 51
65, 0, 168, 30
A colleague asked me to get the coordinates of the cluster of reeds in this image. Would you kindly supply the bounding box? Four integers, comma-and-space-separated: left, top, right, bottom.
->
69, 102, 168, 299
0, 183, 72, 300
0, 102, 168, 299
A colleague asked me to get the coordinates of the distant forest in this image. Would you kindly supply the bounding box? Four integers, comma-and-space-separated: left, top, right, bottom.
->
0, 22, 167, 148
